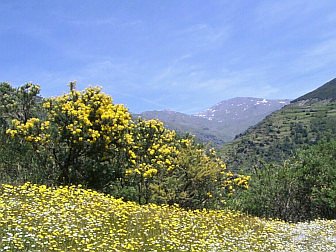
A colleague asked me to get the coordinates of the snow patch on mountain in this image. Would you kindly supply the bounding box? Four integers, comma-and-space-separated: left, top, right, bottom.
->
194, 97, 290, 122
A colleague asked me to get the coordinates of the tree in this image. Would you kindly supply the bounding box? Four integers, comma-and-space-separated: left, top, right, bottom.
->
0, 82, 41, 124
124, 118, 180, 204
0, 83, 45, 183
7, 83, 133, 190
232, 140, 336, 221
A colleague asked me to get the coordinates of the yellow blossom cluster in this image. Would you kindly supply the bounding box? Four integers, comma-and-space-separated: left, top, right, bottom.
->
6, 118, 50, 143
180, 138, 192, 147
46, 87, 132, 145
224, 173, 251, 194
127, 119, 180, 179
6, 86, 132, 148
1, 183, 335, 251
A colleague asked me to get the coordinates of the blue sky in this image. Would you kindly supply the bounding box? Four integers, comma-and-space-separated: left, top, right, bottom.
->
1, 0, 336, 113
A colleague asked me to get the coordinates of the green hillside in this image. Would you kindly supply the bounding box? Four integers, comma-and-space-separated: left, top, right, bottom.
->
221, 78, 336, 171
222, 99, 336, 171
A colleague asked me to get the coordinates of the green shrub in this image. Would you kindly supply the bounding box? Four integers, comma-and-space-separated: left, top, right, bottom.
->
230, 140, 336, 221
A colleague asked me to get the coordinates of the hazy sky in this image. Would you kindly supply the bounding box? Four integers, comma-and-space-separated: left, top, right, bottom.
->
1, 1, 336, 113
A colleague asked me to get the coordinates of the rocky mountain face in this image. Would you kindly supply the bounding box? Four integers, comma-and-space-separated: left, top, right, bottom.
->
137, 97, 290, 146
195, 97, 290, 135
136, 110, 232, 145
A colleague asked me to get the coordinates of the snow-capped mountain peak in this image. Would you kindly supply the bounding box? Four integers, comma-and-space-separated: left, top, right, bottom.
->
194, 97, 290, 122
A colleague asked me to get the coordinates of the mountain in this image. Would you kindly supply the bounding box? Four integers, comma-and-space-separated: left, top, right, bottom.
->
136, 110, 231, 145
136, 98, 290, 146
195, 97, 290, 136
221, 78, 336, 171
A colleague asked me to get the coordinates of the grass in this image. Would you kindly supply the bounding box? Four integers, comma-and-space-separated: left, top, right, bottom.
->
0, 183, 336, 251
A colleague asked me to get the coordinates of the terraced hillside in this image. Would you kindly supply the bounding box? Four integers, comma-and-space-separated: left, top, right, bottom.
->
222, 100, 336, 171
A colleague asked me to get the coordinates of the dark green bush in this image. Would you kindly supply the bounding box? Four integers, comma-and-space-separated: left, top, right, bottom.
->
229, 140, 336, 222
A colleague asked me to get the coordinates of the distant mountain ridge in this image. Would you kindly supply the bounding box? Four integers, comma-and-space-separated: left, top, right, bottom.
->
138, 110, 231, 145
195, 97, 290, 130
137, 97, 290, 145
292, 78, 336, 103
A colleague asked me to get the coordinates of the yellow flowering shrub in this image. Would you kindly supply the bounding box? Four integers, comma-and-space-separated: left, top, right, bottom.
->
45, 84, 132, 146
125, 118, 180, 204
7, 83, 133, 188
161, 139, 252, 209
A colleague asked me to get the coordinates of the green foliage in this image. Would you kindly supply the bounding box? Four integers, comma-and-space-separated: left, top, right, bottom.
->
230, 140, 336, 222
151, 139, 223, 207
161, 140, 248, 209
222, 100, 336, 171
0, 82, 53, 184
0, 82, 41, 123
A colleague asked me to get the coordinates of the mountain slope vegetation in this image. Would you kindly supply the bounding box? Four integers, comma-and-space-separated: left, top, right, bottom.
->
221, 79, 336, 171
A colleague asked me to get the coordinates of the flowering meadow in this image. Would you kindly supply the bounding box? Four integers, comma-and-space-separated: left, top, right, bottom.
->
1, 183, 335, 251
